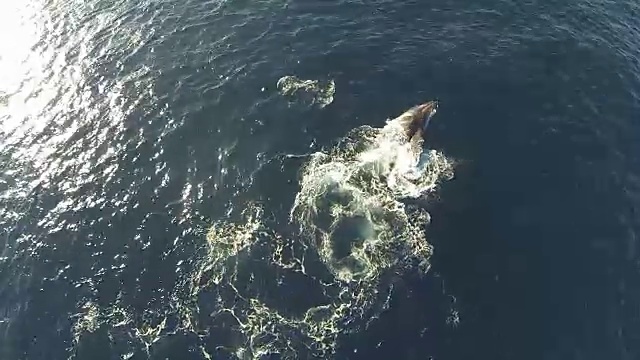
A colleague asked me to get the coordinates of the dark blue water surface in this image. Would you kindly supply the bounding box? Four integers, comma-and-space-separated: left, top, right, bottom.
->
1, 0, 639, 359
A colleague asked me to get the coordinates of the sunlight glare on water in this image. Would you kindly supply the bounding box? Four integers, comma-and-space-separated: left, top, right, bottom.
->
0, 2, 175, 328
0, 0, 161, 231
0, 1, 51, 142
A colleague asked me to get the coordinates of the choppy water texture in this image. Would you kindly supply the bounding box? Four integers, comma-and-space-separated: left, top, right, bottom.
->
1, 0, 640, 359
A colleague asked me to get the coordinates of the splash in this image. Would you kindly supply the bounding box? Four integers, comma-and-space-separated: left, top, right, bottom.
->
183, 103, 454, 358
69, 103, 454, 359
276, 75, 336, 108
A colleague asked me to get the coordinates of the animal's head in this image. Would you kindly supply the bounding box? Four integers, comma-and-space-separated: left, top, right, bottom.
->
404, 100, 438, 141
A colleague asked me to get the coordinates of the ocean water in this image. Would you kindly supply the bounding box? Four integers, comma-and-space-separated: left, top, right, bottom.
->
1, 0, 639, 359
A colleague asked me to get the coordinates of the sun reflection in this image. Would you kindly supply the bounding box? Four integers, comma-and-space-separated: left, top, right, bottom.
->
0, 0, 161, 232
0, 2, 48, 132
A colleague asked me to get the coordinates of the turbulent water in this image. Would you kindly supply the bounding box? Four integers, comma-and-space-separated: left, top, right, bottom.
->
1, 0, 640, 359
